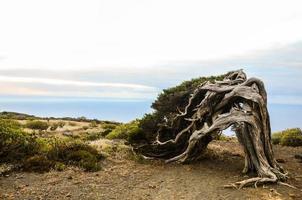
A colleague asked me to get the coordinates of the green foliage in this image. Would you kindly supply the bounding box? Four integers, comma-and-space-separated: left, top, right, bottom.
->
0, 119, 39, 163
272, 128, 302, 147
101, 123, 117, 137
136, 73, 228, 143
89, 121, 98, 128
1, 118, 103, 172
272, 132, 283, 145
23, 139, 103, 172
106, 120, 144, 143
50, 123, 59, 131
151, 74, 226, 116
0, 111, 36, 120
23, 155, 54, 172
54, 162, 66, 171
85, 132, 102, 141
49, 121, 65, 131
26, 120, 49, 130
280, 128, 302, 147
216, 134, 230, 141
138, 113, 162, 141
47, 140, 103, 171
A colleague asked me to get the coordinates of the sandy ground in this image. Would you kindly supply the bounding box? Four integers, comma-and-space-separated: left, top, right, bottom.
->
1, 140, 302, 200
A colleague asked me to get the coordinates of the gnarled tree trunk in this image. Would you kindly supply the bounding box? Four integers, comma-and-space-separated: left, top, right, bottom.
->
137, 70, 288, 188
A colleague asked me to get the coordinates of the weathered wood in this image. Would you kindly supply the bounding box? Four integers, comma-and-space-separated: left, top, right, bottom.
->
137, 70, 288, 188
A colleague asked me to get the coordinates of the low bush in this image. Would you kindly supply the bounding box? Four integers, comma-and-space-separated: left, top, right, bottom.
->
216, 134, 230, 141
23, 155, 54, 172
89, 121, 98, 128
1, 118, 103, 172
106, 120, 145, 143
57, 121, 66, 128
272, 128, 302, 147
100, 123, 117, 137
68, 122, 77, 126
280, 128, 302, 147
47, 141, 103, 171
50, 123, 59, 131
85, 132, 102, 141
272, 132, 283, 145
26, 120, 49, 130
0, 119, 39, 163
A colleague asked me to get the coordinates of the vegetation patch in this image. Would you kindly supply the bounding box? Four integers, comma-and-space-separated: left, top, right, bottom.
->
47, 141, 103, 171
85, 132, 102, 141
272, 128, 302, 147
106, 120, 144, 143
101, 123, 117, 137
0, 119, 39, 163
25, 120, 49, 130
23, 155, 54, 172
0, 119, 104, 172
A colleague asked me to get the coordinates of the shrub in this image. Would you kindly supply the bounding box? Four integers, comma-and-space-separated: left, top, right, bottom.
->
50, 123, 59, 131
1, 119, 104, 172
57, 121, 66, 128
272, 128, 302, 147
47, 141, 103, 171
0, 119, 39, 163
138, 113, 162, 141
82, 126, 89, 130
216, 134, 230, 141
106, 120, 144, 143
101, 123, 117, 137
26, 120, 49, 130
89, 121, 98, 128
68, 122, 77, 126
85, 132, 102, 141
280, 128, 302, 147
54, 162, 66, 171
272, 132, 283, 145
23, 155, 54, 172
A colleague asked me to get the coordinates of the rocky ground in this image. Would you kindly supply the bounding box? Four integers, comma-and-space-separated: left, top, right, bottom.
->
1, 139, 302, 200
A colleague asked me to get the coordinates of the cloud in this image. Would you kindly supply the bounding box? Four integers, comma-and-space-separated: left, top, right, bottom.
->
0, 42, 302, 103
0, 75, 158, 99
0, 75, 157, 90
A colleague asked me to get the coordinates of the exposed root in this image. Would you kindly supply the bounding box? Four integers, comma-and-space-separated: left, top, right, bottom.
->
278, 182, 301, 191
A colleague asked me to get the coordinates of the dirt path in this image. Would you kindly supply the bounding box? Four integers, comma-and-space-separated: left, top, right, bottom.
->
1, 141, 301, 200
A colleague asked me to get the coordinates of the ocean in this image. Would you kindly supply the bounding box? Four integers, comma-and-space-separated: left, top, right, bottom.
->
0, 97, 301, 132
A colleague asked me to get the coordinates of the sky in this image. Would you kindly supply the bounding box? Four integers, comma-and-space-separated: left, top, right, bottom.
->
0, 0, 302, 104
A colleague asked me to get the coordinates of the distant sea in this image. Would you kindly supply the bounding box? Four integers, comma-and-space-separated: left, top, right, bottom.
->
0, 97, 301, 132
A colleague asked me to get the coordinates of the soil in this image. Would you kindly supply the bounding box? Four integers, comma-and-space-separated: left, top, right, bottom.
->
1, 140, 302, 200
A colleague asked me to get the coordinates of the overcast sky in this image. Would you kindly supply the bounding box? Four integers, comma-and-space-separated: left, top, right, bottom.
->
0, 0, 302, 103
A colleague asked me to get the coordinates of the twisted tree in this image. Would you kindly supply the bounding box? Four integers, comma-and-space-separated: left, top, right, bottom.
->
136, 70, 288, 188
